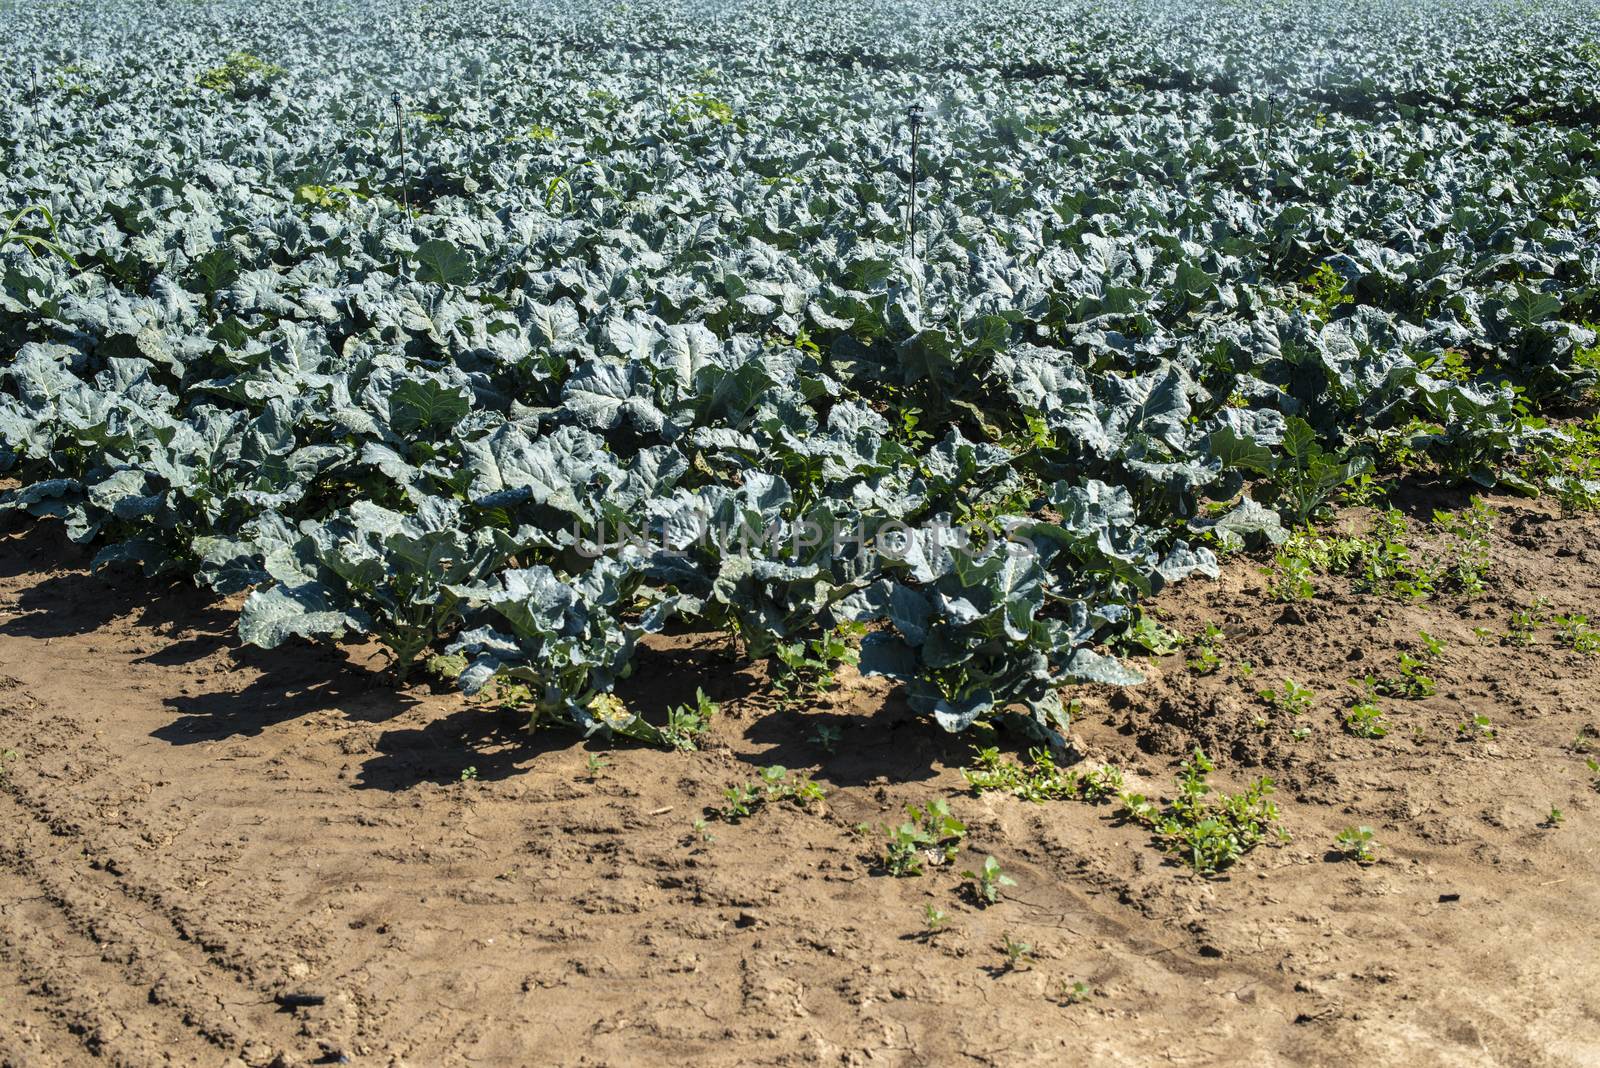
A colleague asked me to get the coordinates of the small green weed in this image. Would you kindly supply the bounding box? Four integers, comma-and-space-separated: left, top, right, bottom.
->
1298, 263, 1353, 320
1554, 614, 1600, 655
963, 748, 1121, 805
1186, 622, 1224, 675
1120, 750, 1282, 874
961, 855, 1016, 906
883, 799, 966, 876
662, 688, 717, 751
1344, 677, 1390, 738
1259, 678, 1314, 716
716, 765, 824, 821
1508, 598, 1548, 645
1334, 825, 1378, 864
774, 622, 864, 696
1059, 980, 1094, 1006
998, 933, 1033, 971
810, 723, 843, 753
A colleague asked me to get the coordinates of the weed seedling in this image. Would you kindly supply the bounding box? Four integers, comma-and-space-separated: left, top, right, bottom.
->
1139, 750, 1282, 874
1554, 615, 1600, 655
1059, 980, 1094, 1006
459, 766, 478, 782
811, 723, 843, 753
716, 765, 824, 822
1266, 549, 1316, 602
1078, 765, 1124, 803
922, 904, 947, 933
1456, 714, 1496, 741
1345, 702, 1388, 738
1259, 679, 1314, 716
1118, 792, 1159, 824
662, 688, 717, 751
1344, 678, 1390, 738
774, 622, 865, 696
1508, 599, 1548, 646
999, 933, 1033, 971
883, 799, 967, 876
1543, 807, 1565, 828
1432, 497, 1495, 596
962, 855, 1016, 906
1334, 826, 1378, 864
1378, 653, 1436, 699
1186, 622, 1224, 675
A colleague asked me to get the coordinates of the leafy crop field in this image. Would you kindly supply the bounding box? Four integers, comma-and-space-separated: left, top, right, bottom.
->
2, 0, 1600, 1064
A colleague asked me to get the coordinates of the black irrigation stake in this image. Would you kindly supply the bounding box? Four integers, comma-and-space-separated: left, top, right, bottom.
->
906, 103, 924, 256
391, 91, 409, 213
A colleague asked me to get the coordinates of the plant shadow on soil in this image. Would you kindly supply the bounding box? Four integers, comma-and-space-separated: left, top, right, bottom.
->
0, 522, 232, 646
154, 647, 421, 746
352, 702, 581, 789
0, 520, 970, 793
737, 702, 954, 787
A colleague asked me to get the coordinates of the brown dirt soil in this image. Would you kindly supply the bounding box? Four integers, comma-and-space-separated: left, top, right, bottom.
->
1, 490, 1599, 1068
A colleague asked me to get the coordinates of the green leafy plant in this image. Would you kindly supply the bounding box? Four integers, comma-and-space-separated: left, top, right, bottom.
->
810, 723, 843, 753
1298, 263, 1353, 320
998, 933, 1033, 971
1259, 678, 1314, 716
1508, 599, 1548, 646
294, 183, 364, 210
1334, 825, 1378, 864
1356, 510, 1436, 601
1186, 622, 1224, 675
961, 855, 1016, 906
1344, 679, 1390, 738
1059, 980, 1094, 1006
883, 799, 966, 876
1, 204, 78, 266
1432, 497, 1495, 595
964, 748, 1122, 805
1119, 613, 1184, 656
1266, 417, 1373, 525
1554, 614, 1600, 655
774, 622, 865, 696
1120, 750, 1281, 874
662, 688, 717, 751
716, 764, 824, 821
1377, 653, 1436, 699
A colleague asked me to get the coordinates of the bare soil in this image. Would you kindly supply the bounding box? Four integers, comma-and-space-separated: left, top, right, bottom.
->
1, 490, 1598, 1068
